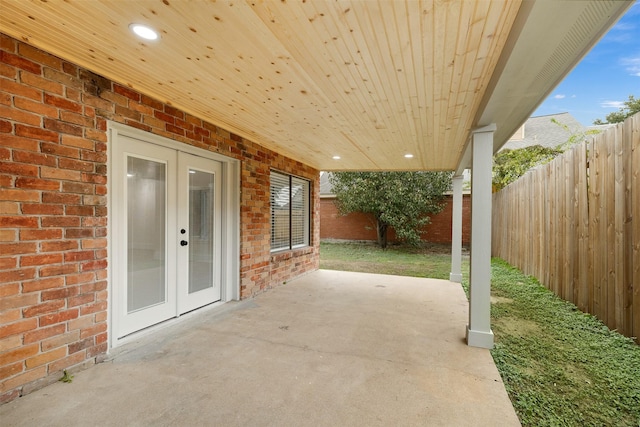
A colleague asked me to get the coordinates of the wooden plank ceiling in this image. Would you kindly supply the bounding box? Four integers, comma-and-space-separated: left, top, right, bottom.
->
0, 1, 629, 171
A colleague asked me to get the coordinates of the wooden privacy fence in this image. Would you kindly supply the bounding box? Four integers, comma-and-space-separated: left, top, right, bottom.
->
492, 113, 640, 342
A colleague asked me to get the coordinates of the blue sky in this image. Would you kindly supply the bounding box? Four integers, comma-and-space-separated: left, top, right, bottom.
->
534, 2, 640, 126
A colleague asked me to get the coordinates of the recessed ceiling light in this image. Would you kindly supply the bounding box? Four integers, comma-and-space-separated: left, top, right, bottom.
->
130, 24, 159, 40
332, 155, 341, 160
404, 153, 414, 158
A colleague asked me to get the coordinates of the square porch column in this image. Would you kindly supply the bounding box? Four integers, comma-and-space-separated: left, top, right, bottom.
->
466, 125, 495, 349
449, 174, 464, 283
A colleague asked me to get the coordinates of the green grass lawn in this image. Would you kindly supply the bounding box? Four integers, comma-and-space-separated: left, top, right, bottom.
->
320, 242, 640, 427
319, 241, 464, 280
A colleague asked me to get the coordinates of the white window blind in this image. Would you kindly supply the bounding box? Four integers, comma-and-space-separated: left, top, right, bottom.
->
270, 171, 310, 252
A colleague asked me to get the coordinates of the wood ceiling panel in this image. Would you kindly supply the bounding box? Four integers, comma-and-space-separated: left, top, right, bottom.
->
1, 0, 524, 171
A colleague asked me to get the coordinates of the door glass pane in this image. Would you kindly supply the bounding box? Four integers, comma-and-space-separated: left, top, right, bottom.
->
189, 169, 214, 294
127, 157, 166, 312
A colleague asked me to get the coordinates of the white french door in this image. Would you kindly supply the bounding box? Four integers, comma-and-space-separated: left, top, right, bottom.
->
177, 152, 222, 314
112, 136, 222, 338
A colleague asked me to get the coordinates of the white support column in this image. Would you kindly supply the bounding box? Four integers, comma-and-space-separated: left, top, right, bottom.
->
449, 174, 464, 283
466, 125, 496, 349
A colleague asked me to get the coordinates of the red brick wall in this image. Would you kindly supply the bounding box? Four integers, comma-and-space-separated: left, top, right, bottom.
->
0, 34, 319, 403
320, 194, 471, 245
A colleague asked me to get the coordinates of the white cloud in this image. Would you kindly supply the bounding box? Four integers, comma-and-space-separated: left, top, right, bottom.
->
553, 94, 566, 99
621, 55, 640, 76
612, 22, 636, 32
603, 13, 637, 44
601, 100, 624, 109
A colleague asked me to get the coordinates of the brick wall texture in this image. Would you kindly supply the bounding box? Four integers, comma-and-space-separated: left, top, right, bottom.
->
0, 33, 320, 403
320, 194, 471, 245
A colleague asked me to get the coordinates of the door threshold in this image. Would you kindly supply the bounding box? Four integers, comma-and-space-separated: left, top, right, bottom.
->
111, 300, 227, 350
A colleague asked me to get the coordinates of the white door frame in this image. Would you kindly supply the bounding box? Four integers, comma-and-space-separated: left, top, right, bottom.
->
107, 122, 240, 348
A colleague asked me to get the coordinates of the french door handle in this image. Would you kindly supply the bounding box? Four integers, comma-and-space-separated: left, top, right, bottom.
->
180, 240, 188, 246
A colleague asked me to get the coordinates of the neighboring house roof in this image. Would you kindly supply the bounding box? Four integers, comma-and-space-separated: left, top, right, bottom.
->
319, 172, 334, 196
501, 112, 584, 151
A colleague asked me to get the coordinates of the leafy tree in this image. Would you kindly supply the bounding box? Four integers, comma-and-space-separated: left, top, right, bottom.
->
492, 145, 562, 191
329, 171, 452, 248
593, 95, 639, 124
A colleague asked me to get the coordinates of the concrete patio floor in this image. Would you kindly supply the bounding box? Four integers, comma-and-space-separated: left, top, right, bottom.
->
1, 270, 520, 426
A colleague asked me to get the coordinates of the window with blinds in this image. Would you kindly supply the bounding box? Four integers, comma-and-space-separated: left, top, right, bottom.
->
270, 171, 310, 252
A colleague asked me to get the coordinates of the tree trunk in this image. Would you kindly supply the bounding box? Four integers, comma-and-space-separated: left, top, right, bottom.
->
376, 220, 388, 249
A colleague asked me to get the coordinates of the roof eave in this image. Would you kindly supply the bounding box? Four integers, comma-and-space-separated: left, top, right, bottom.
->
456, 0, 633, 173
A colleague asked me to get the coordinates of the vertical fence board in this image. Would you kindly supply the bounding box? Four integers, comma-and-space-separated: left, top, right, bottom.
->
614, 123, 627, 334
598, 133, 607, 323
632, 114, 640, 342
528, 173, 533, 274
565, 151, 574, 301
536, 171, 543, 280
556, 157, 563, 298
606, 127, 617, 329
594, 134, 606, 321
576, 142, 589, 312
559, 156, 567, 298
569, 146, 578, 303
557, 156, 564, 294
524, 173, 535, 275
548, 161, 556, 294
587, 138, 596, 314
622, 117, 640, 336
544, 163, 551, 287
